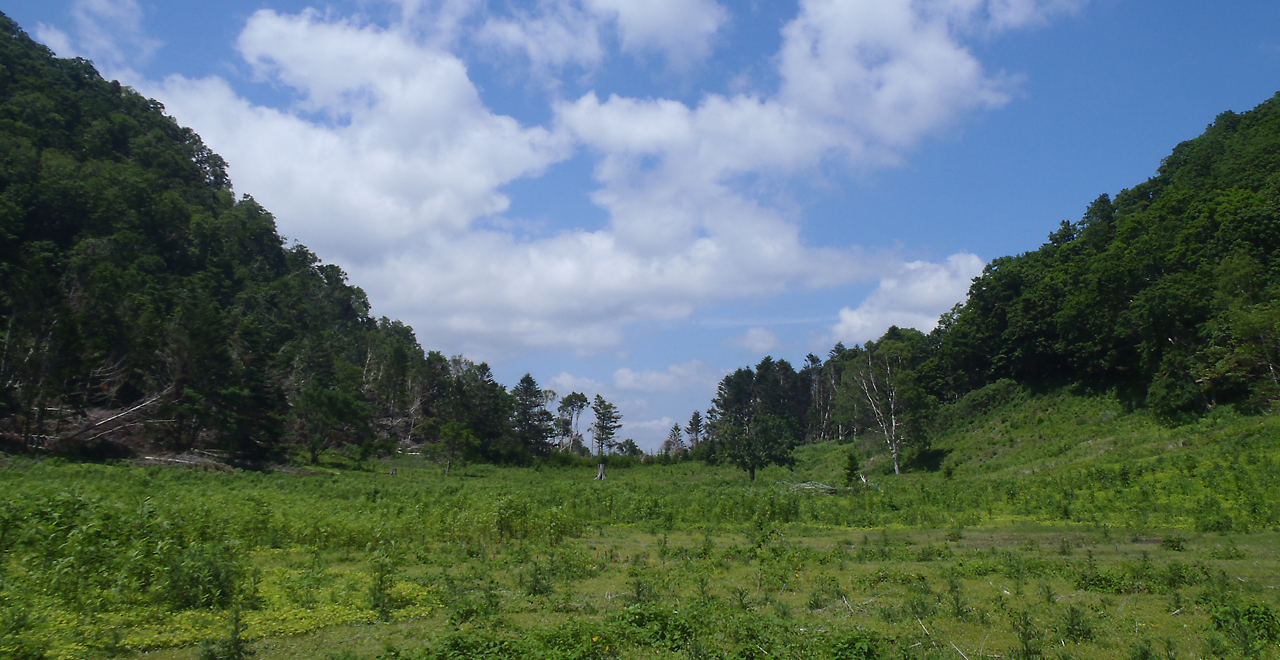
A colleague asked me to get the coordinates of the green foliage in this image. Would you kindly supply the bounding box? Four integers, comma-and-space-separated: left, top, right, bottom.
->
1210, 602, 1280, 658
706, 357, 805, 479
844, 450, 861, 487
0, 15, 591, 465
589, 395, 621, 458
199, 608, 254, 660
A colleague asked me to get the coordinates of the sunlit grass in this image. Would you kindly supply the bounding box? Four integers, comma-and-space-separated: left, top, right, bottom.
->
2, 392, 1278, 659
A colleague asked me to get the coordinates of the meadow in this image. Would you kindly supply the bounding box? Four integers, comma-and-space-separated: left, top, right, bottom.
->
2, 392, 1279, 660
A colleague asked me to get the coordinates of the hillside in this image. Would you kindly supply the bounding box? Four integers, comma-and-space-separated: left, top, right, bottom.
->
697, 93, 1280, 482
930, 96, 1280, 418
0, 13, 556, 465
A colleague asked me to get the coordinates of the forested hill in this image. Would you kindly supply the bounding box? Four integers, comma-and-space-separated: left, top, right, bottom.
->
701, 93, 1280, 473
0, 13, 557, 463
930, 94, 1280, 416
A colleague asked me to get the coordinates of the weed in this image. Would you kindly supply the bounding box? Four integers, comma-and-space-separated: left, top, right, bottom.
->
520, 561, 554, 597
1209, 602, 1280, 658
1209, 541, 1247, 560
368, 550, 396, 621
1010, 608, 1044, 660
1060, 604, 1095, 643
198, 607, 253, 660
946, 576, 968, 619
1127, 638, 1157, 660
829, 629, 882, 660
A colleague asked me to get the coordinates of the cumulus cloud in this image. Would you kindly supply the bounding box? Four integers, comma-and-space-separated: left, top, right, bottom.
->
149, 10, 569, 262
549, 371, 606, 396
829, 252, 985, 345
726, 328, 781, 355
614, 360, 716, 393
88, 0, 1074, 359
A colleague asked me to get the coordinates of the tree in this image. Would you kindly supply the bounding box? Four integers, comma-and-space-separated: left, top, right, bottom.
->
590, 394, 621, 479
511, 374, 556, 458
660, 423, 685, 458
556, 391, 589, 453
706, 359, 802, 480
617, 438, 641, 456
292, 379, 373, 464
684, 410, 703, 447
844, 451, 862, 487
435, 420, 479, 476
843, 328, 931, 474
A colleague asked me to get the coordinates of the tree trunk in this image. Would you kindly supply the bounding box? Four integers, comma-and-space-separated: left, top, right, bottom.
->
596, 463, 606, 480
749, 465, 756, 481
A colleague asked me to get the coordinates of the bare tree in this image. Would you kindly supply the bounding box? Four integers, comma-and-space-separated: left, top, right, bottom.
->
847, 344, 913, 474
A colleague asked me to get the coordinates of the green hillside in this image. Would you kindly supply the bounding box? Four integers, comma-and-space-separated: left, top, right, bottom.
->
0, 13, 558, 465
696, 93, 1280, 482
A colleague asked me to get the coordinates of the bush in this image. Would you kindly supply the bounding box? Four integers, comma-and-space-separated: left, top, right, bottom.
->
829, 629, 883, 660
1211, 602, 1280, 658
199, 608, 254, 660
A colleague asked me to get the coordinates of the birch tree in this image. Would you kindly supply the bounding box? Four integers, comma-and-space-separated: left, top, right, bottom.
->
843, 328, 930, 475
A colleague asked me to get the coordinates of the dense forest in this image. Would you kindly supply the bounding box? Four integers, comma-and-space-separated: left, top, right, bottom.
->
3, 7, 1279, 473
0, 14, 582, 465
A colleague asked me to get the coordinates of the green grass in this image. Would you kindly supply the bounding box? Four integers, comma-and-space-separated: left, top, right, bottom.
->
2, 392, 1279, 659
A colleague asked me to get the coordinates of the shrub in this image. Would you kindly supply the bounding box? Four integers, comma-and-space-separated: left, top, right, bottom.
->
199, 608, 254, 660
1010, 609, 1043, 660
829, 628, 883, 660
1210, 602, 1280, 658
1060, 604, 1094, 643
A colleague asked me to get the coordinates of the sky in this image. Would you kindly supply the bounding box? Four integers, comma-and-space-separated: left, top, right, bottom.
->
10, 0, 1280, 449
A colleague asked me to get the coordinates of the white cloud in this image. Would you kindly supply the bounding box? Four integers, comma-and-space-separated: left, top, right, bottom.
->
613, 360, 716, 393
115, 0, 1073, 359
829, 252, 985, 344
477, 0, 727, 73
583, 0, 727, 66
726, 328, 780, 355
477, 1, 605, 72
549, 371, 606, 396
943, 0, 1088, 33
33, 24, 74, 57
36, 0, 161, 68
148, 9, 569, 264
628, 416, 676, 432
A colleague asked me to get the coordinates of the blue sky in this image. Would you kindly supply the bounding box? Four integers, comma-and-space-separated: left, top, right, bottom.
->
11, 0, 1280, 448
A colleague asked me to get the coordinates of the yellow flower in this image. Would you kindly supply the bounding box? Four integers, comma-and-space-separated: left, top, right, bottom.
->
593, 637, 598, 642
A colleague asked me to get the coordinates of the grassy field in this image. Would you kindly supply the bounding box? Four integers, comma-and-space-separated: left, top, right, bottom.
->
2, 392, 1279, 659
